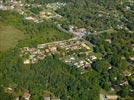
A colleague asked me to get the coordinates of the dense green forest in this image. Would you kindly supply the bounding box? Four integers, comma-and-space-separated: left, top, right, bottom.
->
85, 30, 134, 99
0, 46, 100, 100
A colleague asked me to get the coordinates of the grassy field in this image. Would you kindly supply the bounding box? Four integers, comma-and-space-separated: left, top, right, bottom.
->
0, 22, 25, 52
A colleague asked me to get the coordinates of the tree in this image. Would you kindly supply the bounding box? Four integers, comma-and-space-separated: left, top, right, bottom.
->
99, 72, 110, 91
128, 76, 134, 89
92, 60, 110, 73
118, 86, 129, 97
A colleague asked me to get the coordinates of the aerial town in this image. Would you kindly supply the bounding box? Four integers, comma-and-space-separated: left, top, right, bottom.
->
20, 38, 98, 70
0, 0, 134, 100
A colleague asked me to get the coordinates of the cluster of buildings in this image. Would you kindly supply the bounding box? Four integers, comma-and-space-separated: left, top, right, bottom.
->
0, 0, 24, 11
22, 90, 60, 100
0, 0, 65, 23
20, 38, 97, 69
63, 54, 97, 69
38, 2, 65, 20
0, 1, 7, 10
39, 10, 62, 20
69, 25, 89, 37
46, 2, 66, 11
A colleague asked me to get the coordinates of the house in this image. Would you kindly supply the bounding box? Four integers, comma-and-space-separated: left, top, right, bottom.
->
11, 0, 17, 3
87, 58, 92, 64
45, 49, 50, 53
20, 48, 25, 53
82, 43, 90, 50
105, 39, 112, 44
100, 94, 107, 100
19, 10, 24, 15
51, 98, 60, 100
31, 58, 38, 64
77, 65, 81, 68
50, 46, 57, 52
25, 16, 36, 21
24, 59, 30, 64
80, 60, 84, 66
7, 87, 13, 91
23, 47, 29, 51
129, 56, 134, 61
70, 57, 75, 60
126, 6, 130, 10
0, 5, 7, 10
72, 45, 79, 50
65, 60, 71, 63
29, 48, 36, 52
123, 70, 132, 77
39, 11, 46, 18
16, 97, 19, 100
29, 54, 35, 59
111, 87, 115, 92
38, 55, 46, 60
90, 55, 97, 61
119, 81, 128, 86
108, 66, 112, 70
23, 91, 31, 100
10, 5, 15, 9
38, 44, 46, 48
106, 95, 119, 100
5, 87, 13, 93
83, 64, 90, 69
74, 63, 78, 66
69, 25, 74, 32
44, 96, 51, 100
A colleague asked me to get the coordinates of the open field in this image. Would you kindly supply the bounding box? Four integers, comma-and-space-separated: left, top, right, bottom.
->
0, 22, 25, 52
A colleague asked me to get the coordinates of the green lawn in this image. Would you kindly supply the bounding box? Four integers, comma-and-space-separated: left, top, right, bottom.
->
0, 22, 25, 52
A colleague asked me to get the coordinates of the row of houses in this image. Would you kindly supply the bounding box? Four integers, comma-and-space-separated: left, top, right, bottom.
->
22, 91, 60, 100
46, 2, 66, 11
5, 87, 60, 100
20, 38, 97, 69
63, 54, 97, 69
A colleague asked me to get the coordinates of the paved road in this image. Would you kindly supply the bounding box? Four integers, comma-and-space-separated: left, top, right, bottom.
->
57, 24, 71, 34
